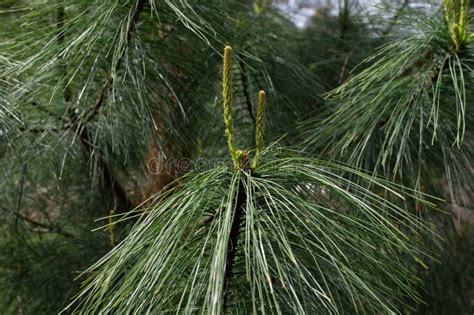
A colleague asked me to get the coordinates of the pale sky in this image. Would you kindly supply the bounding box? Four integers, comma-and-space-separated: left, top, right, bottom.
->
275, 0, 435, 28
275, 0, 385, 28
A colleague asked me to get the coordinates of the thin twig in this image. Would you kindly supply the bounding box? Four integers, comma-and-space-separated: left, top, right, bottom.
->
14, 212, 73, 237
1, 206, 73, 238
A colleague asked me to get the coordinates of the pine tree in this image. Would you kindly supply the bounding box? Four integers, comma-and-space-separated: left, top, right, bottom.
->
0, 0, 472, 314
65, 46, 433, 314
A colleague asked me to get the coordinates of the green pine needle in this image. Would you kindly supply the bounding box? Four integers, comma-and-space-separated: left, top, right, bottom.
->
65, 149, 434, 314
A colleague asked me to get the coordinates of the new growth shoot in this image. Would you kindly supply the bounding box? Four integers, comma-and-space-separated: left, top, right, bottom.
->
252, 90, 266, 169
444, 0, 472, 51
222, 46, 238, 167
222, 46, 267, 171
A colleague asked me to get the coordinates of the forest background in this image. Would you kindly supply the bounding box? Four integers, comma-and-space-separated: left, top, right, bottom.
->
0, 0, 473, 314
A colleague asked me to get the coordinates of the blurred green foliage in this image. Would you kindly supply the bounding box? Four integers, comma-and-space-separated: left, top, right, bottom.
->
0, 0, 472, 313
418, 225, 474, 314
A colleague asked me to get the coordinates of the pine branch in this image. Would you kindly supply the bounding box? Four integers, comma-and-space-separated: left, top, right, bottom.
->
223, 167, 249, 310
57, 0, 147, 214
67, 151, 434, 313
70, 0, 147, 129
